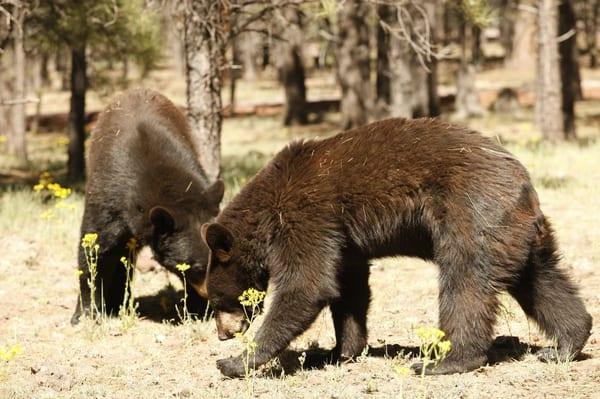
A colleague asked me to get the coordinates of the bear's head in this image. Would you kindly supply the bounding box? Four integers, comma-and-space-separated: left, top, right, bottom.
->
201, 222, 266, 340
148, 180, 225, 295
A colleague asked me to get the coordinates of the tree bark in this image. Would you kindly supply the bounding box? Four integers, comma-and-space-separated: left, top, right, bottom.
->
508, 2, 537, 69
240, 31, 261, 80
8, 5, 27, 162
454, 20, 483, 119
499, 0, 518, 61
274, 6, 308, 126
558, 0, 579, 140
67, 45, 87, 181
376, 5, 391, 111
0, 51, 12, 154
40, 51, 50, 86
592, 1, 600, 68
378, 1, 439, 119
388, 35, 413, 118
56, 47, 69, 91
536, 0, 563, 141
184, 0, 224, 183
336, 0, 371, 129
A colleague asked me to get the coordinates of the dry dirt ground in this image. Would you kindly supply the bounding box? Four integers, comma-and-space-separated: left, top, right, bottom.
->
1, 70, 600, 398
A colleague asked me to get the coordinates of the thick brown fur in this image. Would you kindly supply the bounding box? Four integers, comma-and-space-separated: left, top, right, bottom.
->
202, 117, 592, 377
72, 88, 224, 324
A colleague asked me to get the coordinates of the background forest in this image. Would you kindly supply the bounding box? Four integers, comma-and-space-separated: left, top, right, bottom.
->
0, 1, 599, 398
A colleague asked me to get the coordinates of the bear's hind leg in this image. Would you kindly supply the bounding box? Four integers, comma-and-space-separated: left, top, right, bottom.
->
330, 251, 370, 361
509, 223, 592, 362
413, 253, 499, 375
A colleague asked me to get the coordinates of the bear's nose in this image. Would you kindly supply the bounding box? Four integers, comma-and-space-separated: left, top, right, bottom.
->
218, 329, 234, 341
215, 310, 248, 340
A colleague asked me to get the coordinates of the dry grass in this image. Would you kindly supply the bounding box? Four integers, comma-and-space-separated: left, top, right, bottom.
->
1, 71, 600, 398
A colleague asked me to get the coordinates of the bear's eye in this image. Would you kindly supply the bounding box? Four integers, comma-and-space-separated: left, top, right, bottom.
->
136, 205, 144, 213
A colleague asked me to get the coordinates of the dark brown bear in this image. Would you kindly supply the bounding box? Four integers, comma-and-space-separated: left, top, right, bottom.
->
71, 88, 224, 324
201, 117, 592, 377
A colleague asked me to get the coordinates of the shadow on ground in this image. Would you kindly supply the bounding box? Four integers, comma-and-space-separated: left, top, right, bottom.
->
264, 335, 589, 377
136, 286, 212, 324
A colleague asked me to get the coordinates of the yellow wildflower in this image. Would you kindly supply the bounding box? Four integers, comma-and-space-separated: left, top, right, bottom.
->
416, 326, 445, 343
438, 340, 452, 354
81, 233, 99, 249
238, 288, 266, 307
176, 263, 191, 273
393, 365, 411, 377
0, 343, 23, 361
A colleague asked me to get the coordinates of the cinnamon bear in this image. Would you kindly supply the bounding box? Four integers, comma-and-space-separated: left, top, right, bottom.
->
201, 117, 592, 377
71, 88, 223, 324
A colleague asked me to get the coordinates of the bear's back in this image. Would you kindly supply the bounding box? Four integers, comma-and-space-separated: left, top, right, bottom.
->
222, 117, 535, 247
85, 89, 208, 215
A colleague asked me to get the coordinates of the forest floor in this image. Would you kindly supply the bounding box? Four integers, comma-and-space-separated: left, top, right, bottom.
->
1, 67, 600, 398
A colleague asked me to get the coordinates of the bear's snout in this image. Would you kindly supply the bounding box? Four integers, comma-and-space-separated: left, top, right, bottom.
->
215, 310, 249, 340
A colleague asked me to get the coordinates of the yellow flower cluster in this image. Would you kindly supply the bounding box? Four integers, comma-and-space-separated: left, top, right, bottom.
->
0, 343, 23, 362
81, 233, 99, 249
393, 364, 411, 377
416, 326, 446, 343
238, 288, 266, 307
34, 172, 75, 220
415, 326, 452, 369
33, 172, 72, 199
176, 263, 191, 273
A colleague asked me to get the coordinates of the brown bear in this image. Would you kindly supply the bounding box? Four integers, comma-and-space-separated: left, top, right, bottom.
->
71, 88, 224, 324
201, 117, 592, 377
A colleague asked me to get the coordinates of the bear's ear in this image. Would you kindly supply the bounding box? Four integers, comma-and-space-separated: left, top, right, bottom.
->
149, 206, 175, 233
201, 222, 233, 262
204, 180, 225, 206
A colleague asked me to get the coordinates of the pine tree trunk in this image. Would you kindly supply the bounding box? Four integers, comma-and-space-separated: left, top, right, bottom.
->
230, 34, 239, 116
40, 52, 50, 87
559, 0, 578, 139
274, 6, 308, 126
0, 50, 12, 155
389, 36, 413, 118
184, 0, 224, 183
499, 0, 517, 60
56, 47, 69, 91
536, 0, 563, 141
376, 5, 391, 114
240, 32, 261, 80
379, 1, 439, 119
592, 1, 600, 67
67, 45, 87, 181
424, 0, 440, 117
508, 3, 537, 69
454, 21, 483, 119
336, 0, 371, 129
8, 6, 27, 162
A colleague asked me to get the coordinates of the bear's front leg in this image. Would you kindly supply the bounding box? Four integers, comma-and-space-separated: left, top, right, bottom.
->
216, 286, 326, 378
